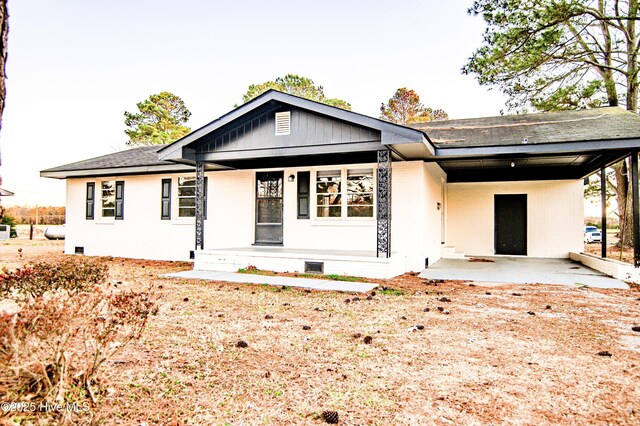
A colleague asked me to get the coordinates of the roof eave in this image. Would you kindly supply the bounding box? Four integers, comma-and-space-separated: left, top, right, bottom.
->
40, 163, 212, 179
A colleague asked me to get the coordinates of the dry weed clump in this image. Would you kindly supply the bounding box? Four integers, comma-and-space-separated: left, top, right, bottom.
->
0, 255, 108, 299
0, 255, 156, 423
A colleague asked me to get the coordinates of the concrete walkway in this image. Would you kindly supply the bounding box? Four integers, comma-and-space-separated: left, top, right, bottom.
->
419, 257, 629, 289
161, 270, 378, 293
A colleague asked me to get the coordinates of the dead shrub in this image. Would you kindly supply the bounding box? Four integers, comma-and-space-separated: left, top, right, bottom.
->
0, 257, 109, 299
0, 256, 155, 423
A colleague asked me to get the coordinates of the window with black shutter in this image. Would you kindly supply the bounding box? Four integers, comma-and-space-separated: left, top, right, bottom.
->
297, 171, 310, 219
161, 179, 171, 220
115, 181, 124, 220
86, 182, 95, 220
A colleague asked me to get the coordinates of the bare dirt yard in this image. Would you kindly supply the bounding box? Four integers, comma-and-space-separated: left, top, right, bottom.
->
2, 240, 640, 425
584, 242, 637, 265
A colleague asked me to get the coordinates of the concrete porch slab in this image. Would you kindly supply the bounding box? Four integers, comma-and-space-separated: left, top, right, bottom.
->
161, 270, 378, 293
194, 247, 405, 279
419, 257, 629, 289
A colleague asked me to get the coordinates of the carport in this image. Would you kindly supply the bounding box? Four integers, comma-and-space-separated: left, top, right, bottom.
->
412, 107, 640, 269
419, 257, 629, 289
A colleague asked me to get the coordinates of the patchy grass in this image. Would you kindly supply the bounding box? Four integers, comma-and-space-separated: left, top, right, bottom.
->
238, 265, 275, 275
2, 241, 639, 425
377, 286, 407, 296
238, 265, 369, 282
295, 273, 369, 282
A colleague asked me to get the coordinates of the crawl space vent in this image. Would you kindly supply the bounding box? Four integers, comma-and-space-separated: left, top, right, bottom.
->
75, 246, 84, 255
275, 111, 291, 135
305, 261, 324, 274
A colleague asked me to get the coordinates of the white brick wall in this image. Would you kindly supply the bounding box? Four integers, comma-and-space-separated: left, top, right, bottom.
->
389, 161, 447, 272
66, 174, 198, 260
446, 180, 584, 257
422, 162, 447, 266
65, 164, 587, 271
64, 161, 447, 273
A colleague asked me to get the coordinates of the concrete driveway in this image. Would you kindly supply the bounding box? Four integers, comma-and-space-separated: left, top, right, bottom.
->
419, 257, 629, 289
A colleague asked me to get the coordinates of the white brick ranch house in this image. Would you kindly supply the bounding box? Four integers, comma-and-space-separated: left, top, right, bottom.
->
41, 91, 640, 278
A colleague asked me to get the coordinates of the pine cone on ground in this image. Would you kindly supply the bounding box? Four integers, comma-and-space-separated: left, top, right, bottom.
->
322, 410, 339, 424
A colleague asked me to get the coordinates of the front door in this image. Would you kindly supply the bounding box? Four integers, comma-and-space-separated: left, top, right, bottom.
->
255, 172, 283, 245
494, 194, 527, 255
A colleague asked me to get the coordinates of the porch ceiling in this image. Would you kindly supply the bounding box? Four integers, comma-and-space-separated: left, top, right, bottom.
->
436, 149, 630, 182
203, 150, 381, 170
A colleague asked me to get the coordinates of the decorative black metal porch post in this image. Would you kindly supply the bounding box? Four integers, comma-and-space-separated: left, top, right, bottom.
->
195, 161, 205, 251
601, 168, 607, 258
376, 149, 392, 258
632, 152, 640, 268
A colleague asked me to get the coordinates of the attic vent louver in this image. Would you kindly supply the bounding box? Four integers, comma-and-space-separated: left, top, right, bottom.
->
275, 111, 291, 136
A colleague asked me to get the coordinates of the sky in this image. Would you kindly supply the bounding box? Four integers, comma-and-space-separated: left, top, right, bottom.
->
0, 0, 509, 207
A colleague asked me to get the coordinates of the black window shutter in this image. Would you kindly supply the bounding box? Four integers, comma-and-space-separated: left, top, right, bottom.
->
161, 179, 171, 220
297, 171, 310, 219
204, 176, 208, 220
86, 182, 95, 220
115, 181, 125, 220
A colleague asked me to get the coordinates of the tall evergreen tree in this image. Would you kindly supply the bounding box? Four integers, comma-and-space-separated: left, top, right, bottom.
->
239, 74, 351, 111
465, 0, 639, 246
124, 92, 192, 146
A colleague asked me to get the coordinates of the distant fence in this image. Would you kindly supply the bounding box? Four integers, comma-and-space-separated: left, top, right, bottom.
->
2, 207, 66, 225
14, 225, 59, 239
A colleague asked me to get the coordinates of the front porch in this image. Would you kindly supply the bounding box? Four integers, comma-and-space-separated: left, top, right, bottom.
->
194, 247, 406, 279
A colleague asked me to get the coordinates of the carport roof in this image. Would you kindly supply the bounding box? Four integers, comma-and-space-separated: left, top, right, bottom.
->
409, 107, 640, 148
409, 107, 640, 182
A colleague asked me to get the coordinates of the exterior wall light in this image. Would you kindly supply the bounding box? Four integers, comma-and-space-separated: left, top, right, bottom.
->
510, 162, 515, 168
288, 174, 295, 182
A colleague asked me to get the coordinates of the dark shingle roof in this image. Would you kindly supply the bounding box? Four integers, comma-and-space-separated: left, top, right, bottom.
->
41, 146, 171, 173
410, 107, 640, 148
41, 107, 640, 180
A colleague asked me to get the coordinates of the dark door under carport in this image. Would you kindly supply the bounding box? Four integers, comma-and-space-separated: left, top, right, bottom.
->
494, 194, 527, 255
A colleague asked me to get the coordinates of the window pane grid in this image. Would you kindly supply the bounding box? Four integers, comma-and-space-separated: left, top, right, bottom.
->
346, 170, 373, 218
178, 176, 196, 217
101, 181, 115, 218
316, 170, 341, 218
